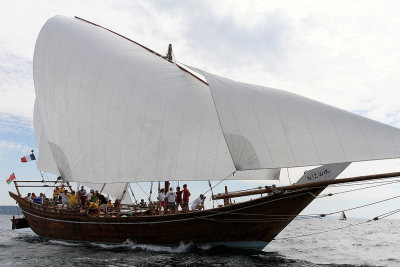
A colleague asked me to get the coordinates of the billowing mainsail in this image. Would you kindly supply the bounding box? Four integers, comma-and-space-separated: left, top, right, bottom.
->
33, 15, 400, 185
33, 15, 281, 184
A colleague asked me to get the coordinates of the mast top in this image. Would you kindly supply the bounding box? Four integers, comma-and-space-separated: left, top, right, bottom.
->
166, 44, 173, 61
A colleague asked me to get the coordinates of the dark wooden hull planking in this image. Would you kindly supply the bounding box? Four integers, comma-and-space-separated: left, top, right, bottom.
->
9, 187, 325, 249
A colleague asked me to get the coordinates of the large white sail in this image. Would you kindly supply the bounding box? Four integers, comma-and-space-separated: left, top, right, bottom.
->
33, 15, 400, 185
33, 15, 243, 184
199, 70, 400, 170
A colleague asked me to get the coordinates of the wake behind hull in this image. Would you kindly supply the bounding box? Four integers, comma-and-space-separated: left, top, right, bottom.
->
10, 188, 325, 249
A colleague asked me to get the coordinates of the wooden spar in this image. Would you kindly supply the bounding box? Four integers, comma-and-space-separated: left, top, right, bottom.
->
13, 185, 60, 188
66, 182, 73, 191
212, 171, 400, 200
13, 181, 21, 197
74, 17, 209, 86
11, 180, 51, 183
164, 181, 170, 193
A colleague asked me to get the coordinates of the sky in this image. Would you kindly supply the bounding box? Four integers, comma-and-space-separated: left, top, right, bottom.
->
1, 0, 400, 219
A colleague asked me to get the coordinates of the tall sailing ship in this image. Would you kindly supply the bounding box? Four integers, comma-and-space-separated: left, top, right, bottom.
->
10, 15, 400, 249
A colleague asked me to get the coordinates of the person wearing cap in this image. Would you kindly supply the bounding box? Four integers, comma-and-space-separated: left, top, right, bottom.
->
191, 194, 206, 211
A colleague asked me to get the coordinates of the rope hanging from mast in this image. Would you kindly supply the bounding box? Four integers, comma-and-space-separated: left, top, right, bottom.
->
149, 181, 153, 202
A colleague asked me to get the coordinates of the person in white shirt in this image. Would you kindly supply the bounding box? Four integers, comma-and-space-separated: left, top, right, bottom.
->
158, 188, 166, 215
60, 190, 70, 208
191, 194, 206, 211
165, 187, 176, 214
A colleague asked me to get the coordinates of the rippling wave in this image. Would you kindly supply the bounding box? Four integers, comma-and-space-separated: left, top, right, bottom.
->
1, 215, 399, 266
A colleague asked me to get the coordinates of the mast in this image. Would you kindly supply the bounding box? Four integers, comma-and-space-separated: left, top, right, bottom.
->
166, 44, 173, 61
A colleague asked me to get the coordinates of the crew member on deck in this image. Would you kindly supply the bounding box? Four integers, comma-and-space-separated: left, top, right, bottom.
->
182, 184, 190, 213
53, 187, 60, 203
191, 194, 206, 211
78, 186, 87, 207
60, 190, 70, 208
69, 190, 77, 208
165, 187, 176, 214
87, 201, 99, 216
158, 188, 166, 215
176, 186, 183, 212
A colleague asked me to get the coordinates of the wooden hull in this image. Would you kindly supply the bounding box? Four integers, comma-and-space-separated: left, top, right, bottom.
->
9, 187, 325, 249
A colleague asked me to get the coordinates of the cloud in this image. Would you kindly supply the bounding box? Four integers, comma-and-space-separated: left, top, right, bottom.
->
0, 48, 35, 119
0, 112, 33, 134
0, 140, 31, 154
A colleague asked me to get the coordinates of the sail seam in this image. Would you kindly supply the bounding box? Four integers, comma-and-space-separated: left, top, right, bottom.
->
89, 47, 109, 184
195, 69, 237, 173
53, 32, 70, 179
327, 110, 348, 162
243, 83, 275, 166
270, 92, 297, 166
61, 30, 79, 180
134, 70, 159, 179
103, 60, 126, 183
153, 76, 173, 180
355, 117, 374, 159
117, 59, 141, 181
193, 90, 206, 179
172, 78, 188, 179
299, 103, 322, 163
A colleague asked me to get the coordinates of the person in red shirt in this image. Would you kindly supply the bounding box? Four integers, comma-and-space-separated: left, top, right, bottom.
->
182, 184, 190, 213
175, 186, 183, 212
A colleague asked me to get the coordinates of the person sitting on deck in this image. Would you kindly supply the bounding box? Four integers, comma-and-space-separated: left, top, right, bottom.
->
139, 199, 147, 208
33, 194, 43, 205
113, 199, 121, 212
91, 190, 98, 203
107, 199, 113, 212
175, 186, 183, 212
25, 193, 32, 201
60, 190, 70, 208
158, 188, 166, 215
97, 191, 107, 205
68, 190, 77, 208
87, 201, 99, 216
86, 189, 93, 203
40, 193, 48, 205
97, 192, 107, 212
182, 184, 190, 213
52, 187, 60, 203
191, 194, 206, 211
165, 187, 176, 214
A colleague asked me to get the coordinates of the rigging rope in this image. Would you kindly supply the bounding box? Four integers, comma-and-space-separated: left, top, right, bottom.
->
318, 179, 400, 198
275, 207, 400, 241
316, 195, 400, 217
135, 183, 149, 199
149, 181, 153, 202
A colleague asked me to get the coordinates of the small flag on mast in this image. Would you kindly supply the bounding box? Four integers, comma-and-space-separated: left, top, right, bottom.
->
6, 173, 16, 184
21, 153, 36, 163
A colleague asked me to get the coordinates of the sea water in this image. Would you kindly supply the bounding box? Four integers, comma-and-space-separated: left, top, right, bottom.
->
0, 215, 399, 266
